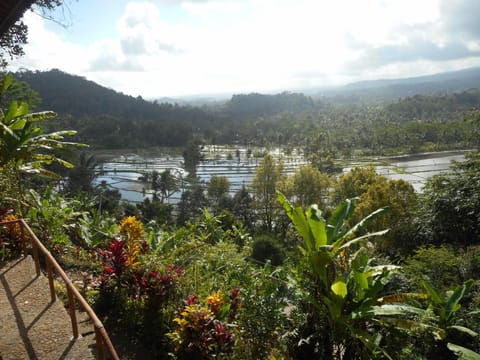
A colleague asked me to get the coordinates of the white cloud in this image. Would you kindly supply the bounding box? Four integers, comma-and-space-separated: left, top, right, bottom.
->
10, 11, 88, 73
10, 0, 480, 97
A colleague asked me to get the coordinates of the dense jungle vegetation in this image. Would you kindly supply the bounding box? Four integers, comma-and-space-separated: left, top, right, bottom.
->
15, 69, 479, 154
1, 71, 480, 359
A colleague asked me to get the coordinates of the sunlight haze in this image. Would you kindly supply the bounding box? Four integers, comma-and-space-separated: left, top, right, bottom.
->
10, 0, 480, 98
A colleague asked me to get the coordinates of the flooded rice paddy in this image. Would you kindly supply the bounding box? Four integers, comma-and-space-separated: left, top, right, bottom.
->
94, 146, 467, 203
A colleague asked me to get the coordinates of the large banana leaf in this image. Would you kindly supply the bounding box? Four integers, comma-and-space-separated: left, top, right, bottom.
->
447, 343, 480, 360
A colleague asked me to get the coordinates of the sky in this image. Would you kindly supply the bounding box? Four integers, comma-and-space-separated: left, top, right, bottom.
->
8, 0, 480, 98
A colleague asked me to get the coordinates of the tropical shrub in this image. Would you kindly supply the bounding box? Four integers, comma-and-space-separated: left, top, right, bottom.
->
278, 193, 435, 359
168, 289, 240, 359
251, 233, 285, 266
234, 264, 289, 359
0, 73, 86, 177
415, 151, 480, 248
404, 246, 468, 292
25, 186, 87, 251
0, 210, 24, 260
411, 280, 480, 359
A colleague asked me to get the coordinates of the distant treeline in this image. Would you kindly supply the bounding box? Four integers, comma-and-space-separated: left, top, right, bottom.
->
15, 69, 480, 154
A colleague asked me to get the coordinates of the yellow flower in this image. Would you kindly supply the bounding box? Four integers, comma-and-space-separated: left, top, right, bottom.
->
119, 216, 145, 242
119, 216, 145, 265
206, 290, 225, 315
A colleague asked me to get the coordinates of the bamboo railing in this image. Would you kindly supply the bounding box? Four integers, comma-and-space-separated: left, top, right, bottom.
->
2, 218, 119, 360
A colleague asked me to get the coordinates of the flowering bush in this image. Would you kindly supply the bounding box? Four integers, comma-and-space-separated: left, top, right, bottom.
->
0, 211, 24, 260
133, 264, 184, 304
98, 238, 128, 284
168, 289, 241, 359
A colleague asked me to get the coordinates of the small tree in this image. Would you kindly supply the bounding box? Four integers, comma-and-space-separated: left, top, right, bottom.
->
207, 175, 231, 213
279, 163, 330, 209
251, 154, 284, 231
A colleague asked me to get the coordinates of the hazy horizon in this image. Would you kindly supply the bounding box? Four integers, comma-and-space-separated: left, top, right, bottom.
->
10, 0, 480, 98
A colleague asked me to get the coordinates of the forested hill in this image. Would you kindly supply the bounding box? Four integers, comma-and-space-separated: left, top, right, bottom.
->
15, 69, 207, 120
386, 89, 480, 122
14, 69, 222, 147
225, 92, 316, 119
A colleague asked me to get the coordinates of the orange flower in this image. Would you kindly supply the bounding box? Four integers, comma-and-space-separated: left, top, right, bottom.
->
206, 290, 225, 315
1, 214, 22, 238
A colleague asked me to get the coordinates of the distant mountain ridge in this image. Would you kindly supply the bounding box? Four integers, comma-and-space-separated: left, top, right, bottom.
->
322, 67, 480, 103
344, 67, 480, 89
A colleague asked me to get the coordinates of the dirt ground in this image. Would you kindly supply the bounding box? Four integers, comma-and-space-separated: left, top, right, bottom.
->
0, 256, 98, 360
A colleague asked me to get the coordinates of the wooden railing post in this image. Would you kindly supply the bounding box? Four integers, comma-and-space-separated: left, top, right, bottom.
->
31, 242, 41, 277
20, 223, 27, 255
67, 286, 79, 339
46, 261, 56, 303
95, 327, 105, 360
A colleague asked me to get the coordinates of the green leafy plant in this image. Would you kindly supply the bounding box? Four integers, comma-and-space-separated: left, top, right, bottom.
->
422, 279, 480, 359
278, 192, 430, 359
0, 73, 86, 177
26, 186, 87, 250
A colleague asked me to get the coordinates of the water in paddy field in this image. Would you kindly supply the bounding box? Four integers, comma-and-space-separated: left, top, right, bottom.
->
347, 151, 466, 192
93, 147, 467, 203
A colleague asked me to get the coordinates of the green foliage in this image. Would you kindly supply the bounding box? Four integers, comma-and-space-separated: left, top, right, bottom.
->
0, 73, 41, 109
0, 73, 86, 178
14, 69, 478, 152
63, 152, 98, 194
226, 91, 314, 120
353, 178, 417, 255
138, 198, 173, 225
234, 265, 289, 359
141, 169, 179, 203
251, 155, 285, 231
183, 141, 203, 175
231, 185, 255, 229
448, 343, 480, 360
279, 163, 330, 209
25, 186, 86, 249
251, 234, 285, 266
279, 192, 413, 358
404, 246, 468, 293
332, 165, 384, 205
416, 151, 480, 247
422, 279, 475, 329
417, 279, 480, 359
207, 175, 231, 213
176, 182, 208, 225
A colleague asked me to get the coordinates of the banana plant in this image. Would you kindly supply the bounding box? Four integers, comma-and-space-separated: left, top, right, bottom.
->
278, 193, 432, 359
0, 73, 86, 178
422, 279, 480, 359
